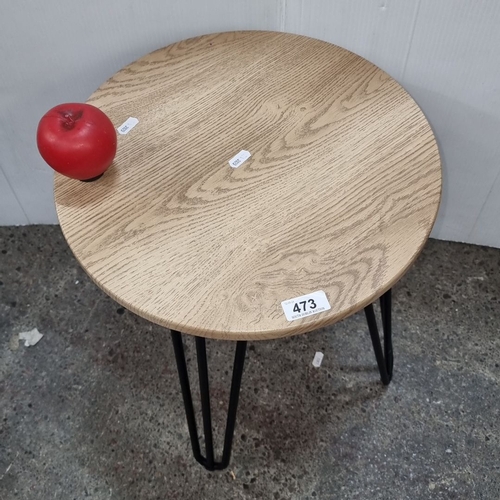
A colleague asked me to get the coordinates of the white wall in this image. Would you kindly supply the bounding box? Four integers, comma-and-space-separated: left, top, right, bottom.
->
1, 0, 500, 247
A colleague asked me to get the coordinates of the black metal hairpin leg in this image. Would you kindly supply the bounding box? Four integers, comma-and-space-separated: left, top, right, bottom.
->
364, 288, 393, 385
170, 330, 247, 471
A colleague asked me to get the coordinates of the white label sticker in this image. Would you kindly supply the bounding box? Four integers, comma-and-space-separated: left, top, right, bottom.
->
228, 150, 251, 168
312, 352, 324, 368
117, 117, 139, 135
281, 290, 331, 322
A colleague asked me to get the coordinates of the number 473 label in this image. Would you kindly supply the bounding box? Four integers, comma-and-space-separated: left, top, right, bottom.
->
281, 291, 331, 322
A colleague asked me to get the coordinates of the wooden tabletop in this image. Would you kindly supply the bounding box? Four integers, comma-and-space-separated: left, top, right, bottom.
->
55, 31, 441, 341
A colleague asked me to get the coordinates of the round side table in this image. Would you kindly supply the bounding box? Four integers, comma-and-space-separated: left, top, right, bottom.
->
55, 31, 442, 471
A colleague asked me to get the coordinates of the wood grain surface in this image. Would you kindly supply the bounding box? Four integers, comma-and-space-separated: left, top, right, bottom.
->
54, 31, 442, 341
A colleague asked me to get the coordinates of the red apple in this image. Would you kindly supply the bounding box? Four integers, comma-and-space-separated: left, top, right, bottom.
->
37, 103, 117, 181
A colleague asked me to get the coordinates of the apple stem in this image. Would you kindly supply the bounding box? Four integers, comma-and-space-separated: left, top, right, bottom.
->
58, 110, 83, 131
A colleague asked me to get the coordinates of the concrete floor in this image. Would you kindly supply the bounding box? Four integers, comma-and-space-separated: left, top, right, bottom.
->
0, 226, 499, 500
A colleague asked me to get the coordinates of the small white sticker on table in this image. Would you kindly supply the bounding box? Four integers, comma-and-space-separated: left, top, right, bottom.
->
228, 150, 251, 168
281, 290, 331, 322
117, 117, 139, 135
